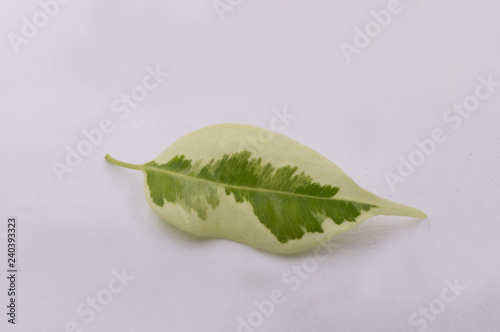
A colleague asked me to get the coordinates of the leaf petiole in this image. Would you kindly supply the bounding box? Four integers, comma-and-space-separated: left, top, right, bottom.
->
105, 154, 143, 171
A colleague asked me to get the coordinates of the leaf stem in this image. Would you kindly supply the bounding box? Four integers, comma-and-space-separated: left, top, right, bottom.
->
105, 154, 143, 171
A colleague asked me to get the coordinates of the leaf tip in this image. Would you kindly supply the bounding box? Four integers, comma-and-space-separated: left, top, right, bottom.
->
378, 200, 427, 219
412, 208, 427, 219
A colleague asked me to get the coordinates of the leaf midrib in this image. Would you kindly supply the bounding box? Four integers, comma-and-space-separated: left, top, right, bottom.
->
144, 164, 366, 203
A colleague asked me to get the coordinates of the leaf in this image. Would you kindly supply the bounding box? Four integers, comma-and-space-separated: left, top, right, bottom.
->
105, 123, 426, 253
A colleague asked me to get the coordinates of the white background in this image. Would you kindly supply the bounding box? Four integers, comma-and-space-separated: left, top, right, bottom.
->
1, 1, 499, 331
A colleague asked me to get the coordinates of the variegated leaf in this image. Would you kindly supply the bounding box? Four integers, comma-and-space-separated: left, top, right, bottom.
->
106, 124, 426, 253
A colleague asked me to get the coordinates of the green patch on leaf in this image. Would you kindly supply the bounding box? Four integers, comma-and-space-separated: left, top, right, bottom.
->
142, 151, 376, 243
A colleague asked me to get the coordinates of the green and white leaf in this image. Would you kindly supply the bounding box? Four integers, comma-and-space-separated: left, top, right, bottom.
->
106, 123, 426, 253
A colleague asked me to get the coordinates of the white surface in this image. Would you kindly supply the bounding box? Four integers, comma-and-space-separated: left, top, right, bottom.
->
1, 1, 499, 331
